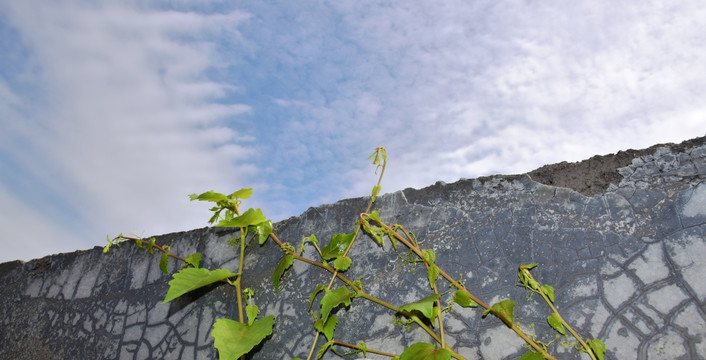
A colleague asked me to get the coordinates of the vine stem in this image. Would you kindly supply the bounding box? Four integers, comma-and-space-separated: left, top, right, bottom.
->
363, 218, 557, 360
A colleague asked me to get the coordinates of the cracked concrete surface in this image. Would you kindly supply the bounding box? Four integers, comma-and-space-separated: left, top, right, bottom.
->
1, 136, 705, 359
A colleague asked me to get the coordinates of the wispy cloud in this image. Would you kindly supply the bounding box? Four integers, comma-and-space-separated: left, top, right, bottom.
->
1, 0, 705, 262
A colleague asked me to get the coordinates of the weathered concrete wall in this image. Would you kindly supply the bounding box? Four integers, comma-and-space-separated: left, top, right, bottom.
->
2, 137, 706, 360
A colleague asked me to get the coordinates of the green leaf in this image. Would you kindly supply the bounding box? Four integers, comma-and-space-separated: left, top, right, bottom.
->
399, 342, 451, 360
333, 256, 352, 272
541, 284, 555, 303
320, 232, 355, 261
399, 294, 440, 323
547, 313, 565, 335
482, 299, 515, 326
427, 265, 440, 289
216, 208, 267, 228
135, 239, 145, 251
309, 284, 326, 311
253, 220, 273, 245
147, 237, 157, 255
518, 352, 545, 360
358, 342, 368, 357
246, 304, 258, 326
211, 315, 274, 360
421, 249, 436, 265
189, 190, 228, 203
588, 339, 606, 360
159, 253, 169, 274
273, 254, 293, 293
184, 253, 202, 268
453, 289, 479, 308
317, 341, 332, 359
371, 184, 381, 202
162, 267, 236, 304
314, 315, 338, 341
320, 287, 354, 322
231, 188, 253, 200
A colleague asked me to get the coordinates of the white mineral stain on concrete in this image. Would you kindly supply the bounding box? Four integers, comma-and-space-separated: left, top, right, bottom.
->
604, 273, 636, 309
682, 183, 706, 217
628, 243, 670, 285
479, 325, 526, 360
666, 232, 706, 301
567, 275, 598, 298
647, 330, 688, 359
604, 320, 640, 360
647, 284, 689, 315
673, 303, 706, 356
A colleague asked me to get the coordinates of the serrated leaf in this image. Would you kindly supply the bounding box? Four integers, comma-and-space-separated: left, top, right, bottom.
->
185, 253, 202, 268
320, 232, 354, 261
399, 342, 451, 360
427, 265, 440, 289
482, 299, 515, 325
211, 315, 274, 360
518, 352, 545, 360
541, 284, 555, 303
163, 267, 236, 304
309, 284, 326, 311
253, 220, 273, 245
231, 188, 253, 199
371, 185, 381, 202
320, 287, 354, 322
547, 313, 565, 335
399, 294, 440, 323
216, 208, 267, 228
421, 249, 436, 265
314, 315, 338, 341
588, 339, 606, 360
333, 256, 352, 272
453, 289, 479, 308
189, 190, 228, 203
147, 237, 156, 255
246, 304, 258, 326
317, 341, 332, 359
273, 254, 293, 293
159, 253, 169, 274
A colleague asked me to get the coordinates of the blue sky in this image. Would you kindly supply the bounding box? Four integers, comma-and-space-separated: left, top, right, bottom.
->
1, 0, 705, 263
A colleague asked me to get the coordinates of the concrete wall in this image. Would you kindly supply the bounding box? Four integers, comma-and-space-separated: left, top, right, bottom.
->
2, 137, 706, 360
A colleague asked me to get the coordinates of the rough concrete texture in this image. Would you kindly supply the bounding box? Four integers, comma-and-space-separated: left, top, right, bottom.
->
1, 136, 706, 360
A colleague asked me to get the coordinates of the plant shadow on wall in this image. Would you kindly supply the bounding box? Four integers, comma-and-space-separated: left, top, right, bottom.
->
104, 148, 605, 360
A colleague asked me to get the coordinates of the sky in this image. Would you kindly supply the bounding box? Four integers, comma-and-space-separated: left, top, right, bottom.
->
1, 0, 705, 263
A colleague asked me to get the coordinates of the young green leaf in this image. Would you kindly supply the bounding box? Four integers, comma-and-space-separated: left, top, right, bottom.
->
541, 284, 555, 303
453, 289, 479, 308
588, 339, 606, 360
246, 304, 258, 326
230, 188, 253, 200
162, 267, 236, 304
211, 315, 274, 360
135, 239, 145, 251
427, 264, 440, 289
314, 315, 338, 341
216, 208, 267, 228
358, 342, 368, 357
273, 254, 293, 293
421, 249, 436, 265
399, 342, 451, 360
371, 184, 381, 202
333, 256, 352, 272
518, 352, 545, 360
189, 190, 228, 203
309, 284, 326, 311
147, 237, 157, 255
320, 287, 354, 322
482, 299, 516, 326
253, 220, 273, 245
398, 294, 440, 323
547, 313, 566, 335
159, 253, 169, 274
320, 232, 355, 261
317, 341, 333, 359
184, 253, 202, 268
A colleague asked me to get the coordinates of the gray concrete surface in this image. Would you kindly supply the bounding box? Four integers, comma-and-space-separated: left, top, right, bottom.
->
1, 136, 705, 359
